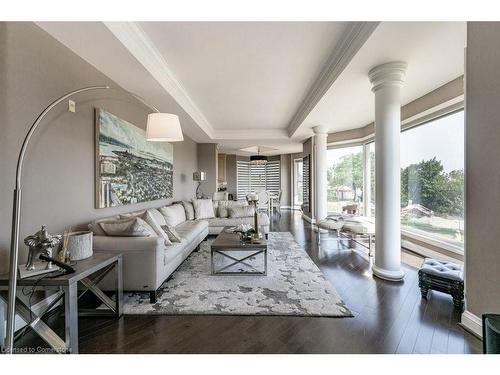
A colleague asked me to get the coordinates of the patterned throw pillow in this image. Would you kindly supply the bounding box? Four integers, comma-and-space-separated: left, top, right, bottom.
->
100, 217, 154, 237
228, 205, 255, 218
192, 199, 216, 219
217, 200, 248, 218
182, 201, 195, 220
161, 225, 182, 243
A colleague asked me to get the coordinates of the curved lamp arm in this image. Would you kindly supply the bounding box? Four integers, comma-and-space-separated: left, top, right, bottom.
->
5, 85, 160, 354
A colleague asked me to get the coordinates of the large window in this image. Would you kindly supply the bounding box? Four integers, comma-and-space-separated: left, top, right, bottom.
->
237, 160, 281, 200
327, 145, 364, 214
326, 109, 464, 252
400, 110, 464, 248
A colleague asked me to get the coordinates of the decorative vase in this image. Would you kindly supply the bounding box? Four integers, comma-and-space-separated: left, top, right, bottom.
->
67, 231, 93, 261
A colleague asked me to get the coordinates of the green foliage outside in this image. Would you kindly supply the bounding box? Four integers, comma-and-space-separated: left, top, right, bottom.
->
327, 153, 464, 219
401, 157, 464, 217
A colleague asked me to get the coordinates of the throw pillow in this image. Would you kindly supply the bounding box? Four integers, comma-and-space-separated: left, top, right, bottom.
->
88, 215, 121, 236
228, 205, 255, 218
217, 200, 248, 218
161, 225, 182, 243
182, 201, 195, 220
192, 199, 215, 219
159, 204, 187, 227
144, 210, 172, 245
100, 217, 154, 237
120, 210, 146, 219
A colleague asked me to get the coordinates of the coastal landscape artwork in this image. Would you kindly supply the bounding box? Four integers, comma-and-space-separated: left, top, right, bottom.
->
95, 109, 173, 208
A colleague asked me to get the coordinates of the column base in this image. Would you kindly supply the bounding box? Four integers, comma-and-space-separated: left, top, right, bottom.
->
372, 264, 405, 282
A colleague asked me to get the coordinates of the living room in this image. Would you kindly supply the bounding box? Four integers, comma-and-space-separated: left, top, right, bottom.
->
1, 1, 499, 373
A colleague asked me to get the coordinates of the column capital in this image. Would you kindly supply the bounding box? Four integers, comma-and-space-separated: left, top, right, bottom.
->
368, 61, 407, 92
312, 125, 328, 136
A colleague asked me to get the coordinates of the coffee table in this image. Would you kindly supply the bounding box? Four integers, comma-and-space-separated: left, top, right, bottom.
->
211, 227, 267, 275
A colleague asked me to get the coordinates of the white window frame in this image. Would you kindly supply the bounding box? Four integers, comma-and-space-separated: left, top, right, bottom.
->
326, 98, 465, 256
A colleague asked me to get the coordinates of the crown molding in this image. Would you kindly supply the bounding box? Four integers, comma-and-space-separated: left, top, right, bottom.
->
287, 22, 379, 138
104, 22, 215, 138
213, 128, 289, 140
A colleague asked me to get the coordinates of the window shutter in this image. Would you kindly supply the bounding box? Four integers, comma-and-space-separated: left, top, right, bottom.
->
236, 159, 281, 200
265, 160, 281, 195
236, 161, 250, 200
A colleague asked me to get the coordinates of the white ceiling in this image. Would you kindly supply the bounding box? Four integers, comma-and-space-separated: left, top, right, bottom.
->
36, 21, 465, 155
295, 22, 466, 139
139, 22, 349, 131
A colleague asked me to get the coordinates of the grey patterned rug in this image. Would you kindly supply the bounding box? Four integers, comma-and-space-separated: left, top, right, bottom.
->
123, 232, 352, 317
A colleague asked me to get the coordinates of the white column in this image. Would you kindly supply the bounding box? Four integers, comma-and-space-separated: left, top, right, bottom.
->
313, 126, 328, 222
368, 62, 407, 281
363, 143, 371, 217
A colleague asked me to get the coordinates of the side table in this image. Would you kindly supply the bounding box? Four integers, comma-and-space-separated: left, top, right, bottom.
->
0, 252, 122, 354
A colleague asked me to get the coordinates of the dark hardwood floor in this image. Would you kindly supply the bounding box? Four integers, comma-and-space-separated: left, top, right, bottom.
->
17, 210, 481, 354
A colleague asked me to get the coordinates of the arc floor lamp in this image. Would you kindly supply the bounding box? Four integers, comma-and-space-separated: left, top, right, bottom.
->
4, 85, 183, 353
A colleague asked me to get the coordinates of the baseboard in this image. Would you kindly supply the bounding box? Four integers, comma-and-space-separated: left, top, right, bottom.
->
460, 310, 482, 339
301, 213, 316, 224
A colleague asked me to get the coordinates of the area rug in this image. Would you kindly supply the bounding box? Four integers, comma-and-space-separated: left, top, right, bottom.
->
123, 232, 352, 317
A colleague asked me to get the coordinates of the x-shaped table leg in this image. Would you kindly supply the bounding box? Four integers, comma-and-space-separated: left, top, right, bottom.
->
0, 290, 67, 353
214, 250, 264, 273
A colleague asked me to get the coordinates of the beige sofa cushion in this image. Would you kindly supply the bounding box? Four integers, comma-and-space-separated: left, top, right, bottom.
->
217, 200, 248, 218
207, 213, 269, 228
228, 205, 255, 218
121, 209, 172, 245
100, 217, 155, 237
182, 201, 195, 220
175, 220, 209, 243
160, 204, 186, 227
88, 215, 121, 236
161, 225, 182, 243
193, 199, 216, 219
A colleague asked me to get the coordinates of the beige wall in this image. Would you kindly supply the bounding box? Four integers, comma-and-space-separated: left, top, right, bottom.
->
225, 154, 237, 198
465, 22, 500, 317
0, 22, 198, 273
196, 143, 218, 197
280, 154, 292, 207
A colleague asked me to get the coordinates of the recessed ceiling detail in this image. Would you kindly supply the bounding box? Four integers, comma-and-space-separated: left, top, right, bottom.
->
240, 146, 278, 154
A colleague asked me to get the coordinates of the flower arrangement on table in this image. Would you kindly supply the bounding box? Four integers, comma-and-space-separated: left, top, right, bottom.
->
229, 224, 256, 241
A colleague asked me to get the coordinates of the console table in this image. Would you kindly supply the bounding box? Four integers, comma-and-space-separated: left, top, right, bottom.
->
0, 252, 122, 354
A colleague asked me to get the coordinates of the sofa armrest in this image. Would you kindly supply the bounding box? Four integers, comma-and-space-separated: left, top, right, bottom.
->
93, 235, 164, 252
93, 235, 165, 291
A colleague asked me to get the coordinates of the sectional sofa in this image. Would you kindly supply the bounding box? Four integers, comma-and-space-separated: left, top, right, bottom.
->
89, 199, 269, 303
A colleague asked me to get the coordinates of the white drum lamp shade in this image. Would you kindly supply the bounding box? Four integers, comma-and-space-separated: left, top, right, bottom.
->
146, 113, 184, 142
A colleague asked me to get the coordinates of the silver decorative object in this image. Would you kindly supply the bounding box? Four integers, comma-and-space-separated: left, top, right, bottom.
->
24, 225, 62, 271
67, 231, 93, 261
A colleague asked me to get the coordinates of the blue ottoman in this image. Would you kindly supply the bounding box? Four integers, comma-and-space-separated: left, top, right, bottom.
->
418, 258, 464, 309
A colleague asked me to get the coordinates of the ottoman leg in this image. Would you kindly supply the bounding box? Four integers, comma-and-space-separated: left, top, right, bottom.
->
420, 287, 429, 299
451, 282, 464, 310
418, 272, 430, 299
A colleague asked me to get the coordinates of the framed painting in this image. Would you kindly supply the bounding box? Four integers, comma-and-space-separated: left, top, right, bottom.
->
95, 108, 173, 208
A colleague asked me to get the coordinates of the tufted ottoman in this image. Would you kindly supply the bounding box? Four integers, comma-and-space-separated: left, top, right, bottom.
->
418, 258, 464, 309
